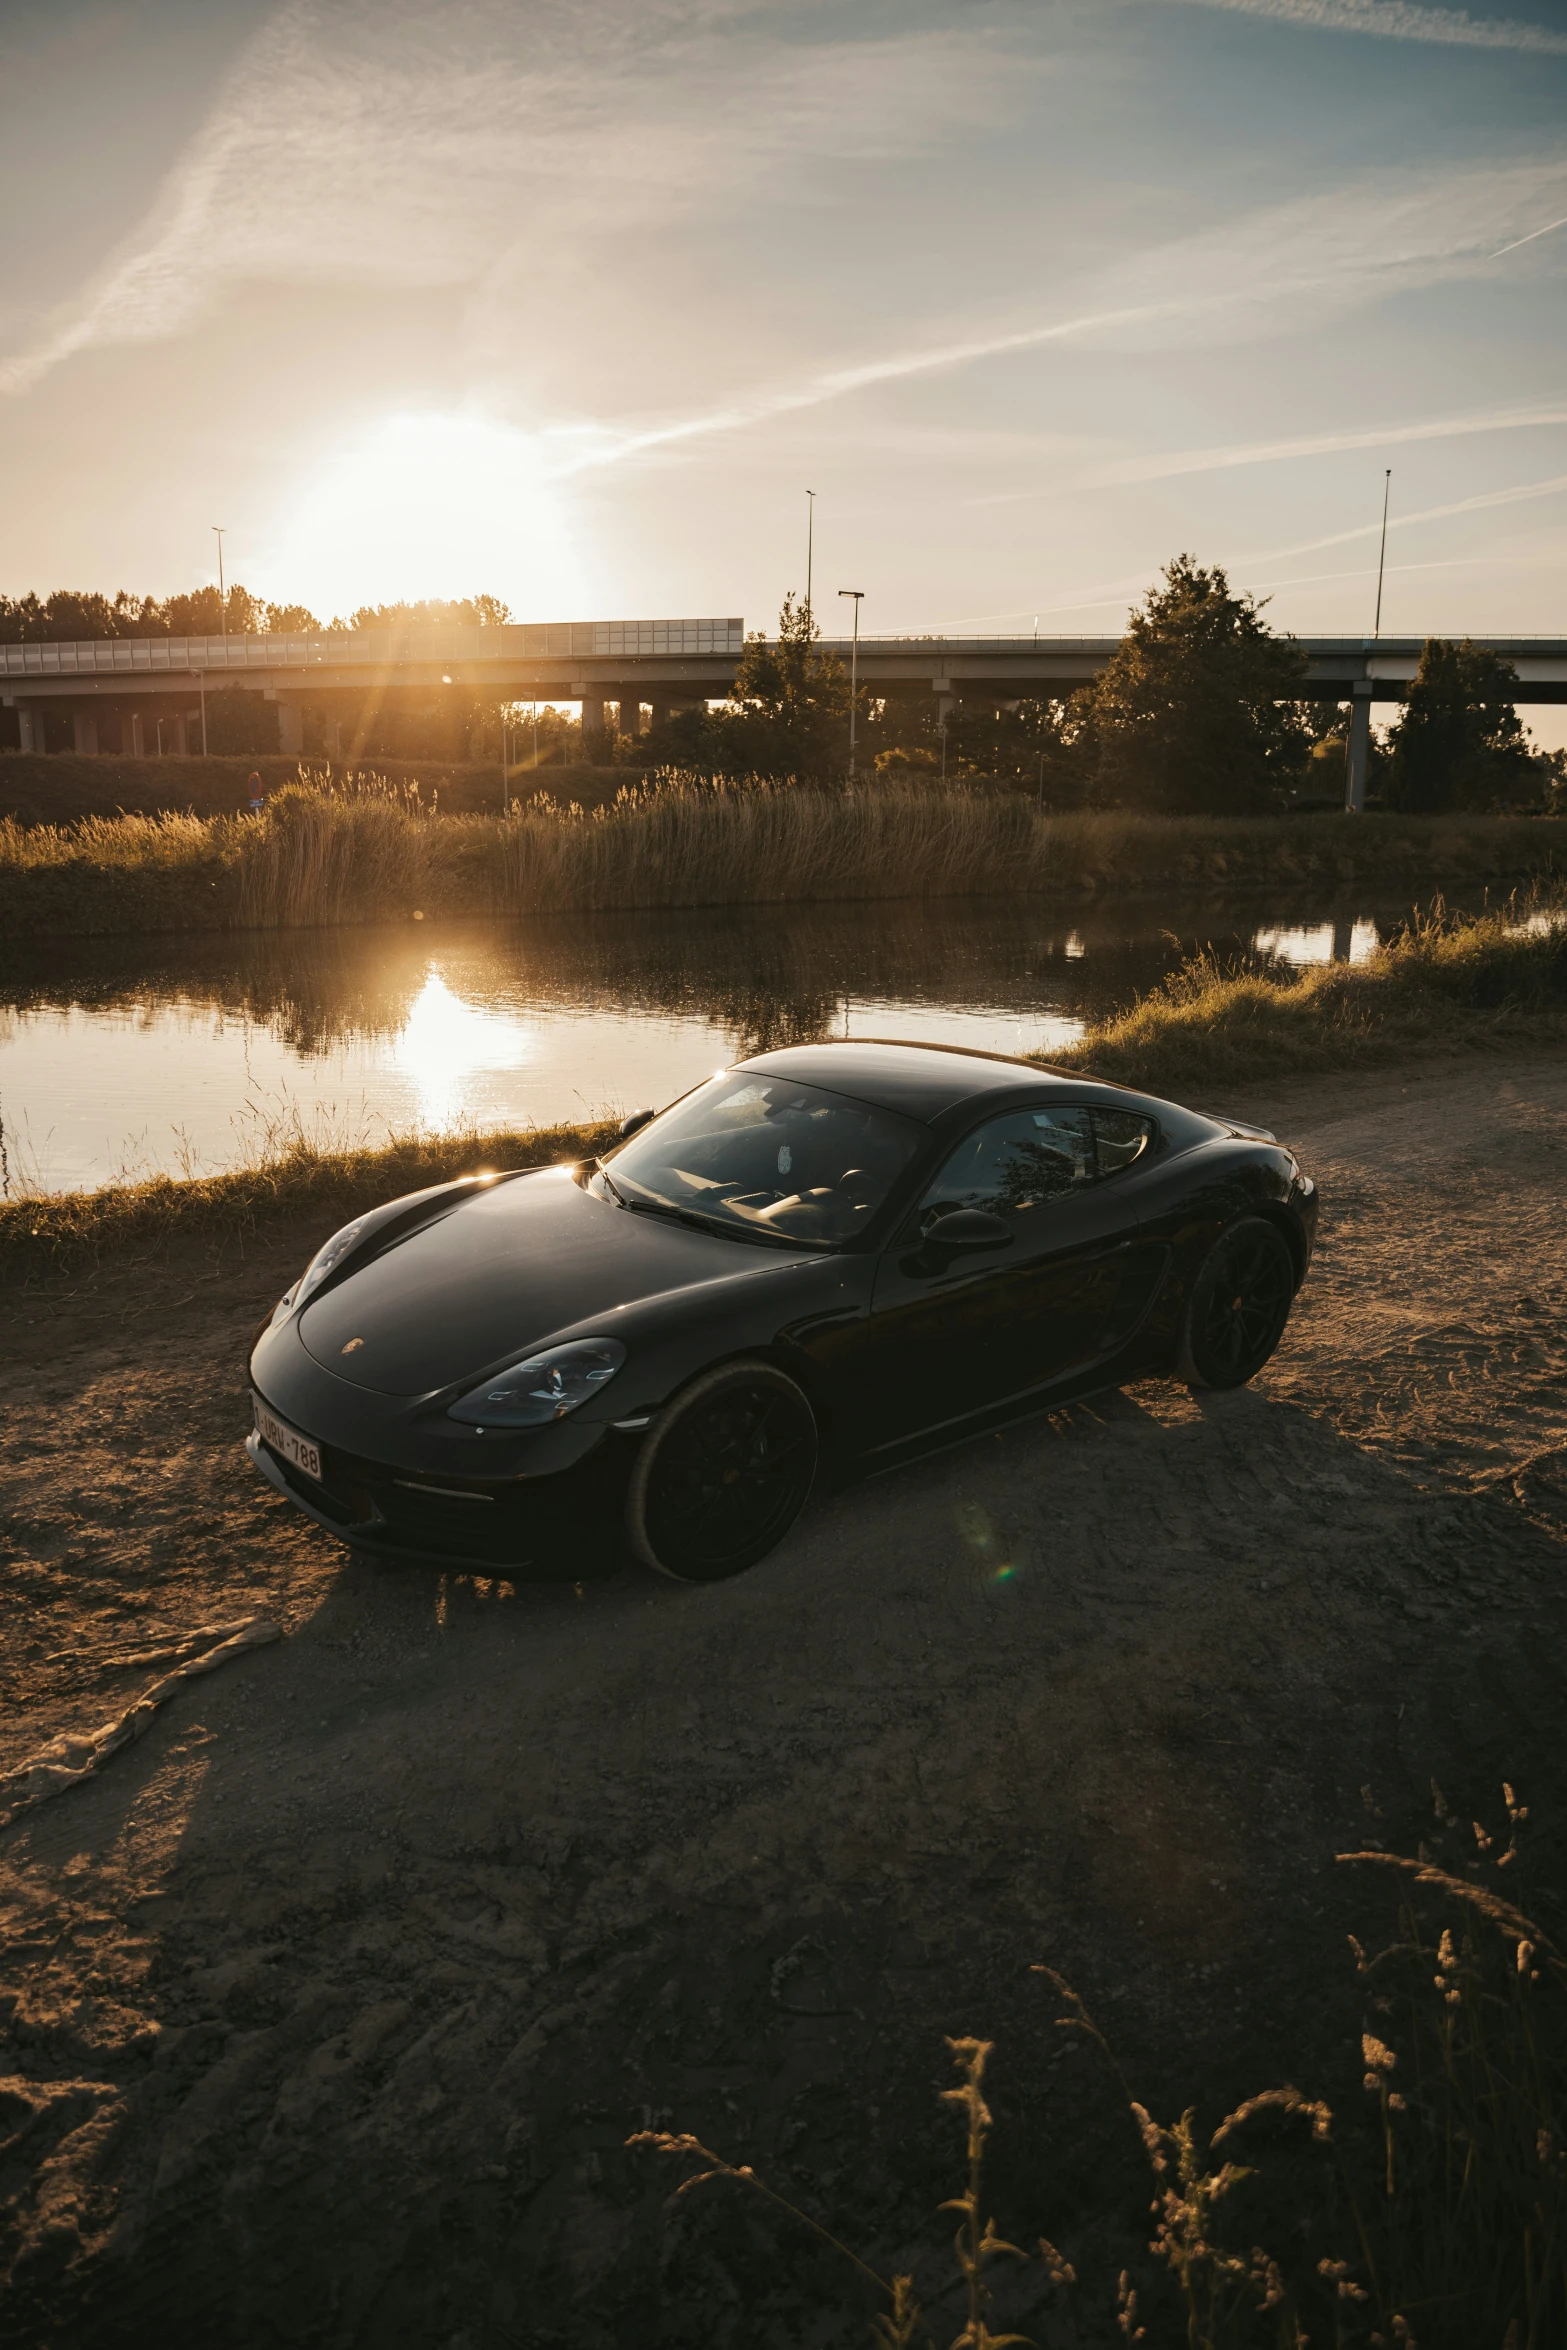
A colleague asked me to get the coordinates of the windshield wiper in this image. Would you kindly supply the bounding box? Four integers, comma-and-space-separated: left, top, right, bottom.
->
592, 1156, 630, 1206
607, 1184, 809, 1250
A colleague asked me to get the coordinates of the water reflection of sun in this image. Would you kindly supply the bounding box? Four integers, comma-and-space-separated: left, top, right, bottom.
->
391, 974, 534, 1126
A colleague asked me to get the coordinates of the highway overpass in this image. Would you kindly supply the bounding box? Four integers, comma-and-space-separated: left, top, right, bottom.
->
4, 617, 1564, 811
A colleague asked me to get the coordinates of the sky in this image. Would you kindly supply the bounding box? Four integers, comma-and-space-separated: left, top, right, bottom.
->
3, 0, 1565, 713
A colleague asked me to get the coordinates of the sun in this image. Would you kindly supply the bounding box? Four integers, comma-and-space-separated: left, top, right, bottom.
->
265, 413, 585, 621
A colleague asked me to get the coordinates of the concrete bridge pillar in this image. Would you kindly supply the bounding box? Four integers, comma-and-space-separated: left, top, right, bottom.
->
73, 708, 100, 756
617, 695, 641, 738
17, 705, 39, 753
274, 697, 304, 758
1344, 686, 1373, 815
579, 694, 606, 740
647, 697, 671, 729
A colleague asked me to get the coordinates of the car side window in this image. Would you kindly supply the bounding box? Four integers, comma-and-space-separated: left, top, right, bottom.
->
916, 1106, 1096, 1230
1092, 1108, 1156, 1174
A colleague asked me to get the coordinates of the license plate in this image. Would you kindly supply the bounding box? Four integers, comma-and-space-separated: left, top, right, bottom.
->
253, 1395, 322, 1484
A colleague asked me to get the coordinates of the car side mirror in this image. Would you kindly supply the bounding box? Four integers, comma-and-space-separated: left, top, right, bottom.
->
618, 1108, 656, 1139
923, 1208, 1014, 1255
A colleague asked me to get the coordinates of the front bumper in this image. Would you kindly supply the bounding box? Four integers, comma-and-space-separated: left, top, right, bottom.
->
245, 1418, 632, 1575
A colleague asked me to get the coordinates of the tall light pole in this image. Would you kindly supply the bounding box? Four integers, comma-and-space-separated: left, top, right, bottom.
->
838, 588, 863, 781
805, 491, 816, 626
212, 527, 227, 638
1372, 468, 1391, 638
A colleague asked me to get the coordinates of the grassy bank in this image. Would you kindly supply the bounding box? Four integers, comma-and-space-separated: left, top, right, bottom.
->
1051, 890, 1567, 1095
0, 776, 1558, 937
0, 1118, 616, 1274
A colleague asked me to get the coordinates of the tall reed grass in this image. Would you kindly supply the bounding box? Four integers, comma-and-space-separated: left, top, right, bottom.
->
634, 1789, 1566, 2348
0, 773, 1557, 937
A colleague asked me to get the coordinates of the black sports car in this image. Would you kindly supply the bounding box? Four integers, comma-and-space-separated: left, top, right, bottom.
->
246, 1040, 1318, 1584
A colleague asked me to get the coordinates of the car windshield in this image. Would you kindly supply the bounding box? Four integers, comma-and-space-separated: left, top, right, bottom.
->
603, 1072, 926, 1246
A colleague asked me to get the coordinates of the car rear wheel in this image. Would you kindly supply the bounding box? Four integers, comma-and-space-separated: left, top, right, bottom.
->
626, 1360, 818, 1583
1177, 1216, 1295, 1390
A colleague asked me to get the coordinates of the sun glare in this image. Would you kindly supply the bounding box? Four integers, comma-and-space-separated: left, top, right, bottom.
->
392, 974, 535, 1127
266, 414, 584, 621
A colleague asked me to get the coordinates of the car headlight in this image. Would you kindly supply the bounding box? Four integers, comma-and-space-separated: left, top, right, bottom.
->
292, 1213, 375, 1313
447, 1338, 627, 1428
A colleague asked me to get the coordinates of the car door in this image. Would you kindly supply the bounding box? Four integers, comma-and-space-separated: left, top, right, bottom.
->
852, 1102, 1161, 1453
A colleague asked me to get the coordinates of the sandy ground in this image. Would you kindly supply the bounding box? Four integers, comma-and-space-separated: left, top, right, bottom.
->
2, 1053, 1565, 2348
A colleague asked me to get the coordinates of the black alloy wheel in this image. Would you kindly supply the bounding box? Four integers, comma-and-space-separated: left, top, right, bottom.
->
627, 1360, 819, 1583
1177, 1215, 1296, 1390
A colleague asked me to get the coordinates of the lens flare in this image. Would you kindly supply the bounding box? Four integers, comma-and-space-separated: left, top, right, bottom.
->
266, 413, 583, 619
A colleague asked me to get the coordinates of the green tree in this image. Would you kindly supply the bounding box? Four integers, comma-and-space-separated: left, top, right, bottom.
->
714, 594, 852, 782
902, 695, 1088, 796
0, 589, 157, 641
1384, 637, 1532, 812
345, 595, 510, 630
204, 688, 279, 755
159, 584, 266, 637
1080, 554, 1309, 813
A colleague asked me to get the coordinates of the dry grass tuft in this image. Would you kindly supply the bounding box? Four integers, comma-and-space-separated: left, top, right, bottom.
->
0, 1113, 616, 1275
631, 1788, 1566, 2347
1049, 887, 1567, 1095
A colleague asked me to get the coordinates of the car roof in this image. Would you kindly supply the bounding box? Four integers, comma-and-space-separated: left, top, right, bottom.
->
736, 1038, 1084, 1121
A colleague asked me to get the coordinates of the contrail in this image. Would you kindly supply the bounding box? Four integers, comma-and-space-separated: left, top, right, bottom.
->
896, 550, 1502, 631
968, 400, 1567, 505
1239, 468, 1567, 567
1489, 213, 1567, 259
1144, 0, 1567, 52
555, 294, 1219, 474
886, 471, 1567, 632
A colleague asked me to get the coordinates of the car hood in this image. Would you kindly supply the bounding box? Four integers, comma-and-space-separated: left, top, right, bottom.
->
296, 1165, 802, 1396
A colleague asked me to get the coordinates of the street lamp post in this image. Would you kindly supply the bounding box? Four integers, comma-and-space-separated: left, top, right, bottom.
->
1372, 468, 1392, 638
837, 588, 863, 781
212, 527, 227, 638
805, 491, 816, 626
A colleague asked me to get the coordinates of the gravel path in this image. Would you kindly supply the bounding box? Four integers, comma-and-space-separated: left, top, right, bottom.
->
2, 1053, 1565, 2347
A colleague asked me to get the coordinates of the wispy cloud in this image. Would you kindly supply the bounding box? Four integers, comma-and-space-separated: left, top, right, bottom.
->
564, 154, 1567, 470
897, 469, 1567, 629
0, 0, 1026, 399
1143, 0, 1567, 52
967, 399, 1567, 506
1237, 467, 1567, 567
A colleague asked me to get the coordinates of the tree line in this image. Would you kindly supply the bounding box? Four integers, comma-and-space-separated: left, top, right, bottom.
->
0, 588, 509, 643
3, 562, 1558, 814
687, 556, 1558, 817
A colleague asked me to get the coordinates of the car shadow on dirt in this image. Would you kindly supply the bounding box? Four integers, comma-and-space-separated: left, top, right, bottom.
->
5, 1377, 1567, 2348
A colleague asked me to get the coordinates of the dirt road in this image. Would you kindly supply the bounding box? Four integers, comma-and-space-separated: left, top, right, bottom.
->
3, 1055, 1565, 2347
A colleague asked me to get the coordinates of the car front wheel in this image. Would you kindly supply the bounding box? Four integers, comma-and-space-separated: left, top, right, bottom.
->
1177, 1215, 1296, 1390
625, 1359, 819, 1583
